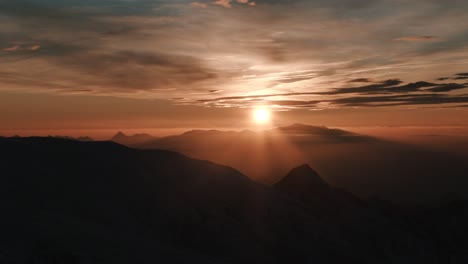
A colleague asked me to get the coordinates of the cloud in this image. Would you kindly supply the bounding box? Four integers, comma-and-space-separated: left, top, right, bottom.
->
191, 2, 208, 8
394, 36, 440, 42
195, 76, 468, 108
2, 43, 41, 52
426, 83, 467, 92
213, 0, 232, 8
331, 94, 468, 107
210, 0, 254, 8
323, 79, 404, 95
0, 50, 220, 96
2, 45, 20, 51
436, 73, 468, 82
0, 0, 468, 110
347, 78, 372, 83
323, 80, 468, 96
28, 45, 41, 51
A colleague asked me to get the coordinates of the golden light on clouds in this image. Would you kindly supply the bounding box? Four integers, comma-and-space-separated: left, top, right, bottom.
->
0, 0, 468, 119
2, 45, 20, 51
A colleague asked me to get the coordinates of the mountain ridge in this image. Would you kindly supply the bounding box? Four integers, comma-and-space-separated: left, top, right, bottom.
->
1, 137, 468, 263
111, 131, 157, 145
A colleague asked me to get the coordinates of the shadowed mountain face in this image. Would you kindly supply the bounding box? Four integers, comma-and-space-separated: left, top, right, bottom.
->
274, 164, 370, 218
133, 124, 468, 202
275, 164, 330, 197
1, 137, 468, 263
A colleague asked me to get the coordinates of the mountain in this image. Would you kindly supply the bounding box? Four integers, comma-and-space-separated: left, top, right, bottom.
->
271, 123, 377, 143
133, 124, 378, 185
275, 164, 330, 196
274, 164, 468, 263
134, 124, 468, 202
1, 137, 468, 263
110, 131, 157, 145
273, 123, 354, 135
274, 164, 368, 217
0, 137, 350, 263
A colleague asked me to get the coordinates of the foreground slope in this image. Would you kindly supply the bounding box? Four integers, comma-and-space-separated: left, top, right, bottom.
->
0, 137, 347, 263
1, 137, 467, 263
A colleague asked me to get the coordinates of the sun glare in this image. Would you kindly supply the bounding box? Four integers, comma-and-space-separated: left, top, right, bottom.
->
253, 108, 271, 124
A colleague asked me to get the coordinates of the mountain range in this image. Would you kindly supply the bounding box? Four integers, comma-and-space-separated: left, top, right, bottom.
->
111, 124, 468, 202
1, 137, 468, 263
111, 131, 157, 145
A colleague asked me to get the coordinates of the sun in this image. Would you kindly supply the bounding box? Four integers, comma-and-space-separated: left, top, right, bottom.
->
253, 108, 271, 124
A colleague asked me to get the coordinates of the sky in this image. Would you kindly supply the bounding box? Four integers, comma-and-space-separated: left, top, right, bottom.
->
1, 0, 468, 138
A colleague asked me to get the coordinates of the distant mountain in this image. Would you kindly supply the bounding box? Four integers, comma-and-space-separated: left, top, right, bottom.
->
272, 123, 377, 142
133, 124, 378, 184
110, 131, 157, 145
273, 123, 353, 135
134, 124, 468, 202
2, 137, 468, 263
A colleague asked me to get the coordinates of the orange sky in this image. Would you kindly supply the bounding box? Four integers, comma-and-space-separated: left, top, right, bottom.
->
1, 90, 467, 139
1, 0, 468, 138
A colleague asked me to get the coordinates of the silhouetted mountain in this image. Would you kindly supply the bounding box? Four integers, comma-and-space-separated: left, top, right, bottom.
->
274, 165, 367, 217
2, 137, 468, 263
273, 123, 352, 135
0, 137, 350, 263
270, 123, 378, 143
111, 131, 157, 145
134, 124, 468, 202
275, 164, 330, 196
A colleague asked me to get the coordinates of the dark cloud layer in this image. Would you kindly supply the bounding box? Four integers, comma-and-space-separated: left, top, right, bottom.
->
333, 94, 468, 107
327, 81, 467, 95
197, 77, 468, 108
436, 73, 468, 82
348, 78, 372, 83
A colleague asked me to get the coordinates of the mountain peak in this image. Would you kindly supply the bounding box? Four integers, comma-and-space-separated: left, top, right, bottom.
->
113, 131, 126, 138
275, 164, 330, 197
111, 132, 156, 146
292, 163, 317, 172
284, 164, 325, 185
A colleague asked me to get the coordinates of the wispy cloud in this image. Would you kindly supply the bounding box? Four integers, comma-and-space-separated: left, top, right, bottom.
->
2, 43, 41, 52
191, 2, 208, 8
2, 45, 20, 51
213, 0, 232, 8
394, 36, 440, 42
0, 0, 467, 110
347, 78, 372, 83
